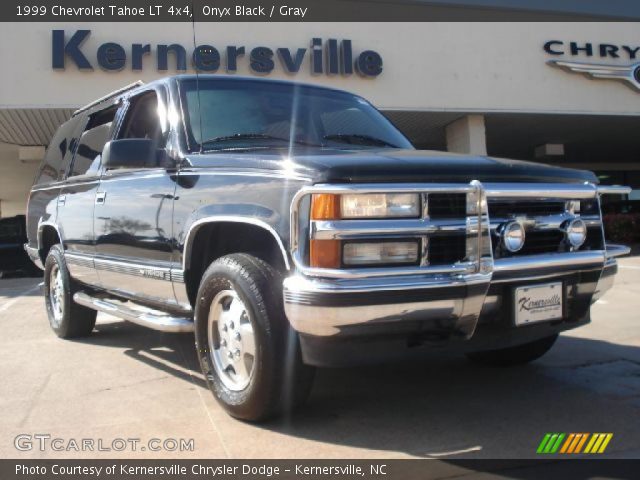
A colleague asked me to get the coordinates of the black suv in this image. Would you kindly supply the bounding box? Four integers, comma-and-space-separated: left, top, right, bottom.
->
26, 76, 629, 421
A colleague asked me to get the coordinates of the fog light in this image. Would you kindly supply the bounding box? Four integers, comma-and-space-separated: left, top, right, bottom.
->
564, 218, 587, 248
500, 221, 525, 253
343, 241, 419, 266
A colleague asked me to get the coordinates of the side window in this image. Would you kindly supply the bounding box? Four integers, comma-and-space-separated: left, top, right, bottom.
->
118, 92, 163, 144
68, 106, 117, 178
35, 116, 83, 185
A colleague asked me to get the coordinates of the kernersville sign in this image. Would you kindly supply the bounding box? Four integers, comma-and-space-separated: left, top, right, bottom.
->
51, 30, 383, 77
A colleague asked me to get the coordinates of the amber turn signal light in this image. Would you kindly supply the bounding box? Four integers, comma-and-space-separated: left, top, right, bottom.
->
311, 194, 341, 220
310, 239, 341, 269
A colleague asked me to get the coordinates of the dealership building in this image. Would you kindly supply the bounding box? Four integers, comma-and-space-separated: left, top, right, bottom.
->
1, 14, 639, 217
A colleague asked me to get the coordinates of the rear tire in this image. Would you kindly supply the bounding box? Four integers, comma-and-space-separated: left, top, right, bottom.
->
465, 334, 558, 366
194, 253, 315, 421
43, 245, 96, 338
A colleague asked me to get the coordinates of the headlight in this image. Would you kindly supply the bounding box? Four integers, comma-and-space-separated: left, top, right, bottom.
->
341, 193, 420, 218
343, 241, 419, 266
311, 193, 420, 219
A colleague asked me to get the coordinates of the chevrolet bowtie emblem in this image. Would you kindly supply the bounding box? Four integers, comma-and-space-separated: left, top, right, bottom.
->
549, 60, 640, 91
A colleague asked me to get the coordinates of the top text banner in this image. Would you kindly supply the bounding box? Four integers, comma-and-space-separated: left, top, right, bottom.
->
3, 0, 640, 22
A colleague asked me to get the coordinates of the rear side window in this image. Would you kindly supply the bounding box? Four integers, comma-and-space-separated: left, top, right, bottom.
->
35, 116, 83, 185
118, 91, 163, 144
68, 105, 118, 178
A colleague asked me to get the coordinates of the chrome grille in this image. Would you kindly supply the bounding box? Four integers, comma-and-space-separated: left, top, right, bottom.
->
487, 197, 604, 259
289, 181, 622, 280
488, 200, 566, 218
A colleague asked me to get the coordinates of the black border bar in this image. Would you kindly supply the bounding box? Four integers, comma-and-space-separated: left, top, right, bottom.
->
3, 0, 640, 22
3, 459, 639, 480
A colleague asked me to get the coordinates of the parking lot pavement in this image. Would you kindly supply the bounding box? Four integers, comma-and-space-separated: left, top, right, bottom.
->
0, 257, 638, 460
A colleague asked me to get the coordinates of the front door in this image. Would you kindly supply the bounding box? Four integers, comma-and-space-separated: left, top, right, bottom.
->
94, 88, 178, 308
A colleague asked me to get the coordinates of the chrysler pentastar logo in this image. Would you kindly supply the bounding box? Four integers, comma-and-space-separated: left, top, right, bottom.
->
549, 60, 640, 91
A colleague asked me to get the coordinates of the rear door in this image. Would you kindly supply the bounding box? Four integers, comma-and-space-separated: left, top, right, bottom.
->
57, 105, 118, 286
94, 87, 178, 307
27, 116, 84, 254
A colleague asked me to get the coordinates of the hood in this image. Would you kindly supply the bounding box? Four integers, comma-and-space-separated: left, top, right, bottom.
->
184, 148, 597, 185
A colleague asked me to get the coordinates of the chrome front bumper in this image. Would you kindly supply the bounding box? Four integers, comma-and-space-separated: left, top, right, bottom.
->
284, 180, 630, 340
284, 247, 627, 338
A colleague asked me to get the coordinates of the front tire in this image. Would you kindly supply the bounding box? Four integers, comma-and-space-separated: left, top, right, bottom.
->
43, 245, 96, 338
194, 254, 315, 421
465, 334, 558, 366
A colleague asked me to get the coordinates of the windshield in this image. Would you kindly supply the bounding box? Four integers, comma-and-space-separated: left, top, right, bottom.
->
179, 78, 413, 152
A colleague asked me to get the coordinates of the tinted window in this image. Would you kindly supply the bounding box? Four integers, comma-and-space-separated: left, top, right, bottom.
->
180, 79, 413, 152
69, 106, 117, 178
36, 116, 83, 185
118, 92, 162, 143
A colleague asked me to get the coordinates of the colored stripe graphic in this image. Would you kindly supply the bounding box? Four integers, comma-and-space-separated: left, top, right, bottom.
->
584, 434, 598, 453
544, 434, 559, 453
574, 433, 589, 453
538, 433, 613, 454
585, 433, 614, 454
550, 433, 565, 453
598, 434, 613, 453
560, 434, 575, 453
537, 434, 552, 453
537, 433, 565, 454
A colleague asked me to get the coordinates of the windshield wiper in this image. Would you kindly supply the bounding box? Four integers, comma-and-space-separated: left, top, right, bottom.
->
323, 134, 398, 148
201, 133, 319, 148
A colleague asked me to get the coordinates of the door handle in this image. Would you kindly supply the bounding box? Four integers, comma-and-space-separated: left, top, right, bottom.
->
57, 195, 66, 206
95, 192, 107, 205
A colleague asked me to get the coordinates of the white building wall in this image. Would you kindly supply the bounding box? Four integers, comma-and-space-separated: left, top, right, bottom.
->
0, 22, 639, 114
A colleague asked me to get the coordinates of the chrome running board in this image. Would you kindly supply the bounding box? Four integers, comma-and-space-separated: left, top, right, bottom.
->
73, 292, 194, 333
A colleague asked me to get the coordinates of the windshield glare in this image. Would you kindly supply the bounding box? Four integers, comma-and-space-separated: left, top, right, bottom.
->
180, 79, 413, 152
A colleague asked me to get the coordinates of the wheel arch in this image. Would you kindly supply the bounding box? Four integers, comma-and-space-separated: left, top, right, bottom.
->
38, 222, 63, 265
182, 217, 291, 306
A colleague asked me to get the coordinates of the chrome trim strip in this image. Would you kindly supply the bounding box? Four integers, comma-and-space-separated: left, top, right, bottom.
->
284, 272, 492, 295
295, 183, 476, 196
64, 252, 94, 269
605, 244, 631, 258
171, 269, 185, 283
31, 180, 99, 192
295, 262, 477, 280
73, 80, 143, 116
311, 218, 467, 240
484, 183, 598, 199
73, 292, 193, 333
65, 253, 186, 282
181, 216, 290, 271
488, 214, 601, 231
177, 169, 311, 182
93, 257, 172, 280
597, 186, 632, 195
493, 250, 605, 274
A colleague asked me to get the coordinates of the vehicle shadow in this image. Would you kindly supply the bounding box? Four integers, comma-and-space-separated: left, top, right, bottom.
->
80, 318, 640, 459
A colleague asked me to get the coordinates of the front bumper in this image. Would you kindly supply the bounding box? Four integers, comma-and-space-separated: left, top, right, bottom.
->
283, 249, 624, 366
